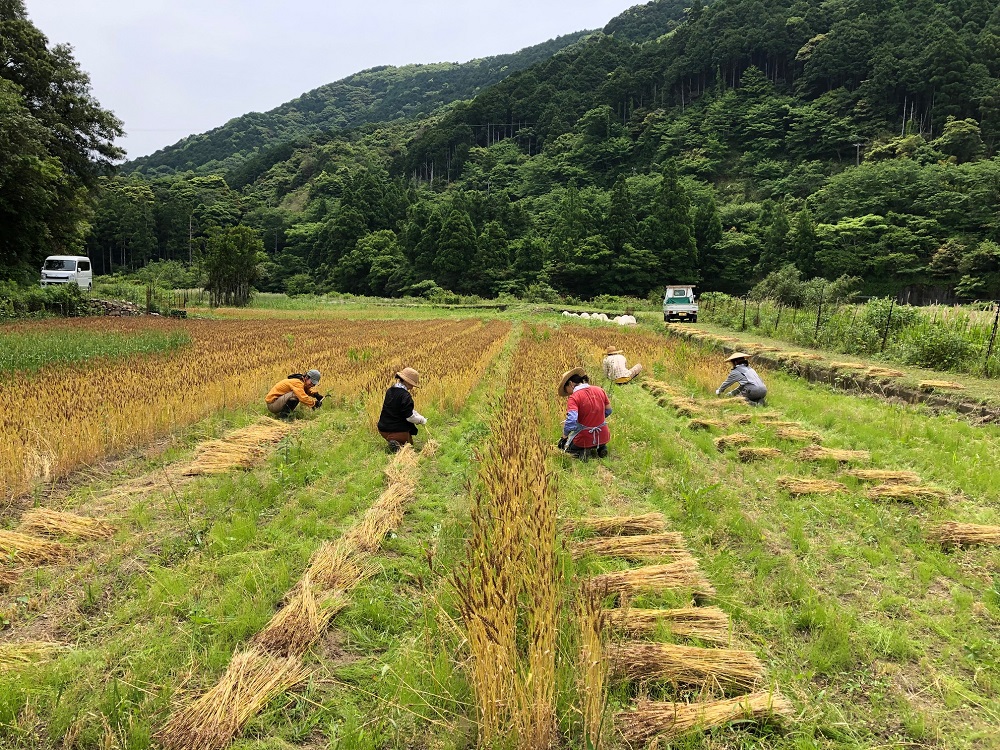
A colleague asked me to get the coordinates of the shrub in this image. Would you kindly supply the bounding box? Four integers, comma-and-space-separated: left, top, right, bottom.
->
898, 326, 974, 371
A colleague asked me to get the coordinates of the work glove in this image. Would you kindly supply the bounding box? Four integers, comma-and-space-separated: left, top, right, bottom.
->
313, 395, 324, 410
715, 389, 721, 395
557, 437, 568, 450
417, 415, 428, 425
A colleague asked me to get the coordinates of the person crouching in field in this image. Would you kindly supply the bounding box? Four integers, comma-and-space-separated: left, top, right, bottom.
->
558, 368, 612, 459
603, 345, 643, 385
266, 369, 324, 418
377, 367, 427, 452
716, 352, 768, 406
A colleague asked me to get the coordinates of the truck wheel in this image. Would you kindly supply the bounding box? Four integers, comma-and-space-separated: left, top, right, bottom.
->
691, 315, 697, 323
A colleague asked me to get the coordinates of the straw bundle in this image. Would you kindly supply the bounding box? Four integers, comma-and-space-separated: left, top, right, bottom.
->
830, 361, 864, 370
18, 508, 115, 540
342, 483, 412, 553
866, 367, 904, 378
305, 539, 372, 591
183, 420, 293, 476
252, 577, 349, 658
663, 397, 702, 416
714, 433, 752, 451
752, 346, 781, 353
786, 352, 824, 361
726, 414, 754, 425
761, 420, 800, 429
776, 427, 822, 443
607, 642, 764, 689
927, 522, 1000, 546
158, 648, 310, 750
847, 469, 921, 484
604, 607, 730, 645
689, 418, 725, 431
737, 447, 782, 462
0, 568, 19, 588
616, 692, 794, 745
563, 513, 667, 536
571, 533, 688, 561
777, 477, 846, 495
0, 530, 69, 563
918, 380, 964, 391
866, 484, 949, 502
578, 584, 606, 750
0, 641, 68, 668
796, 446, 870, 463
586, 560, 716, 598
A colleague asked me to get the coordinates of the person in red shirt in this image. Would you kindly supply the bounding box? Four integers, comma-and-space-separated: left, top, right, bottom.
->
557, 367, 612, 459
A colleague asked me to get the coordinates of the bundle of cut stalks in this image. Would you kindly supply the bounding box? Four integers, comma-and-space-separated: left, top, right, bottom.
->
0, 641, 68, 668
689, 418, 725, 431
616, 692, 794, 745
726, 414, 754, 425
0, 530, 69, 563
604, 607, 730, 645
563, 513, 667, 536
866, 484, 949, 502
158, 648, 310, 750
777, 477, 846, 495
714, 433, 752, 451
586, 560, 716, 598
919, 380, 964, 391
752, 346, 781, 353
252, 577, 349, 658
738, 447, 782, 462
663, 397, 702, 416
797, 445, 870, 463
571, 533, 688, 561
776, 427, 822, 443
182, 420, 294, 476
0, 568, 19, 588
927, 521, 1000, 546
762, 420, 801, 429
18, 508, 115, 540
830, 361, 864, 370
866, 367, 905, 378
607, 642, 764, 689
847, 469, 921, 484
786, 352, 824, 361
305, 538, 372, 591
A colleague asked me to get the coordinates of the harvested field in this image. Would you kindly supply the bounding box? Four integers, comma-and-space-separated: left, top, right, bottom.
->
607, 642, 764, 689
616, 692, 794, 745
604, 606, 730, 644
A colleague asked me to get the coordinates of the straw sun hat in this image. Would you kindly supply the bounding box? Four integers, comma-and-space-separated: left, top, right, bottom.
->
604, 346, 623, 355
725, 352, 752, 362
558, 367, 586, 397
396, 367, 421, 387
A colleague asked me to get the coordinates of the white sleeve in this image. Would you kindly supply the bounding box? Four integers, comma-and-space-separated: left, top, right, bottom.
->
406, 409, 426, 424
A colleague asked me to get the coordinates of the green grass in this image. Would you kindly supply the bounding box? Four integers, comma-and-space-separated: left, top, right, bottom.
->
0, 328, 191, 373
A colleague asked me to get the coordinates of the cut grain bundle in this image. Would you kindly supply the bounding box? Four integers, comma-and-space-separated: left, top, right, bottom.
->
786, 352, 824, 361
761, 420, 800, 429
796, 445, 870, 463
919, 380, 964, 391
0, 530, 69, 563
342, 482, 413, 553
604, 607, 730, 645
19, 508, 115, 540
383, 442, 420, 484
866, 484, 949, 502
305, 539, 372, 591
927, 522, 1000, 546
777, 477, 846, 495
737, 447, 782, 462
158, 648, 310, 750
688, 418, 725, 431
0, 641, 68, 668
726, 414, 754, 425
586, 560, 716, 598
183, 420, 293, 476
579, 571, 607, 749
563, 514, 667, 536
866, 367, 904, 378
714, 433, 752, 451
665, 397, 702, 417
847, 469, 921, 484
252, 577, 349, 658
775, 427, 822, 443
0, 568, 19, 588
830, 361, 864, 370
607, 642, 764, 690
616, 692, 794, 745
571, 533, 688, 561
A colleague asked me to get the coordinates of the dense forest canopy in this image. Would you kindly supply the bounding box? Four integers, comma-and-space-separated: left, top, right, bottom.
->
7, 0, 1000, 303
0, 0, 123, 283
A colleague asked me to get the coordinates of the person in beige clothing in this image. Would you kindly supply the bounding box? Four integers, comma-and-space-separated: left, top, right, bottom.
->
603, 346, 643, 385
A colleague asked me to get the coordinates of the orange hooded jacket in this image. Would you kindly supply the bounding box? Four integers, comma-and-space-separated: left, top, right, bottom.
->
265, 377, 319, 407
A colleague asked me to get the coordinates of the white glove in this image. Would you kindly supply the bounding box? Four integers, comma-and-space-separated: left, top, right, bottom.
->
715, 389, 721, 395
417, 415, 428, 425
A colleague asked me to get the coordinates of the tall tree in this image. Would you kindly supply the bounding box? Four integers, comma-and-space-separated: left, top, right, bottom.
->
204, 225, 265, 306
642, 160, 698, 285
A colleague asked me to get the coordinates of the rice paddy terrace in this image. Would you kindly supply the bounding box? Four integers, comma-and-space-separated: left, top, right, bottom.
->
0, 309, 998, 749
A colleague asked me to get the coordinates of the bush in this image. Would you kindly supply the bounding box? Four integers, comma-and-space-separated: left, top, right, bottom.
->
861, 297, 919, 335
0, 282, 89, 319
284, 273, 317, 296
898, 325, 974, 370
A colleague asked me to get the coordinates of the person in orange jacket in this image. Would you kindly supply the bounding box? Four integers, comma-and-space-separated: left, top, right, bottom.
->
265, 369, 323, 417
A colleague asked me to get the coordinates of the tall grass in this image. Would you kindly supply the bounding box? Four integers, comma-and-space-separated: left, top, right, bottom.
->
702, 293, 1000, 377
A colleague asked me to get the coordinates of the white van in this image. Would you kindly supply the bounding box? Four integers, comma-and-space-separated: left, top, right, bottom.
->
40, 256, 93, 291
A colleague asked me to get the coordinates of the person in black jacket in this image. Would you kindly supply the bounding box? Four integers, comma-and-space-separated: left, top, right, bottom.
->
376, 367, 426, 452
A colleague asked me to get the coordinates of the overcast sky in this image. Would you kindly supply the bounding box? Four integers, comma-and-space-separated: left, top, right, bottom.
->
24, 1, 641, 160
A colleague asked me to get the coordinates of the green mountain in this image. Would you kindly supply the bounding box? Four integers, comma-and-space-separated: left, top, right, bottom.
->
123, 31, 591, 177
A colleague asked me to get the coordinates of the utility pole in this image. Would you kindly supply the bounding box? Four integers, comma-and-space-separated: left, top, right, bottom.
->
854, 142, 864, 166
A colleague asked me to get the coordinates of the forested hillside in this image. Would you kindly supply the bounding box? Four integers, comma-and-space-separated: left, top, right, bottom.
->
88, 0, 1000, 303
123, 32, 591, 177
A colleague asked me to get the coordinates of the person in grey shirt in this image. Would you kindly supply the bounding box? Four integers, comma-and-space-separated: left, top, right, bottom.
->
716, 352, 767, 406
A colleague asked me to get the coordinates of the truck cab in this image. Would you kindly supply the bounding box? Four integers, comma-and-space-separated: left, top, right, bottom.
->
663, 285, 697, 322
40, 256, 93, 291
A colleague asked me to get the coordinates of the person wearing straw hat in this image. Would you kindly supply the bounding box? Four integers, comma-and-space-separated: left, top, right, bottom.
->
557, 368, 612, 458
377, 367, 427, 452
716, 352, 767, 406
265, 369, 324, 418
602, 345, 643, 385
